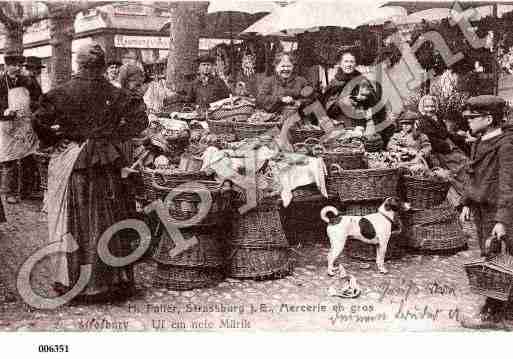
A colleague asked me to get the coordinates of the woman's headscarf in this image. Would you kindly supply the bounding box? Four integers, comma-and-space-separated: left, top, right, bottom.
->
418, 95, 438, 116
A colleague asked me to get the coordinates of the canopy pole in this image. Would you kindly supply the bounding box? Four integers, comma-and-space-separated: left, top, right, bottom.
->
493, 3, 499, 96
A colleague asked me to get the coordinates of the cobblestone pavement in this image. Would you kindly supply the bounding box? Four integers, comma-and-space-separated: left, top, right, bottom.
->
0, 199, 491, 332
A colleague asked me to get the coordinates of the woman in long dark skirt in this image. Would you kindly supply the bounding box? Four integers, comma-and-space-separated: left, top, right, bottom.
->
32, 43, 148, 303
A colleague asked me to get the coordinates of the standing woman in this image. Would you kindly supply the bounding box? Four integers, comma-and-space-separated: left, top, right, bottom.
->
416, 95, 470, 206
32, 43, 148, 302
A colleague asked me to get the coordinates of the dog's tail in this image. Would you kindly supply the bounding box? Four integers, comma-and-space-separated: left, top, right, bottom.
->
320, 206, 340, 224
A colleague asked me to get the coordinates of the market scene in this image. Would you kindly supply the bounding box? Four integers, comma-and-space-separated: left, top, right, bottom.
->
1, 0, 513, 332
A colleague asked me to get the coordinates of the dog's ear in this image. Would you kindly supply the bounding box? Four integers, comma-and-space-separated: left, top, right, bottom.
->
384, 197, 400, 212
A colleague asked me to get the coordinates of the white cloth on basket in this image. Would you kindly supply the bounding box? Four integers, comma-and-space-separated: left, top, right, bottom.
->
276, 156, 328, 207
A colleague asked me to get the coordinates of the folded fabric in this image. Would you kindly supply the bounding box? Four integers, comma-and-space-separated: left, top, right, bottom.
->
277, 156, 328, 207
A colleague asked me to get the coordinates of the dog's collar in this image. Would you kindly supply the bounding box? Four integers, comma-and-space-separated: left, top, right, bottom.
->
378, 210, 395, 224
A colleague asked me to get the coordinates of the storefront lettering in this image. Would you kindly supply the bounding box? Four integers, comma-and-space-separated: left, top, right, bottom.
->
114, 35, 170, 49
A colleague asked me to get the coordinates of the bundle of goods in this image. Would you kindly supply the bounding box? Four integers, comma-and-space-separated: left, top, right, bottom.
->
34, 150, 52, 191
227, 197, 294, 279
342, 200, 407, 261
326, 162, 399, 202
207, 97, 255, 141
153, 225, 227, 291
402, 202, 466, 251
400, 166, 451, 209
465, 237, 513, 301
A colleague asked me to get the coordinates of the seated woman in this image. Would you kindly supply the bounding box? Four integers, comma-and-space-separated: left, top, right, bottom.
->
387, 110, 431, 167
416, 95, 471, 206
256, 52, 314, 114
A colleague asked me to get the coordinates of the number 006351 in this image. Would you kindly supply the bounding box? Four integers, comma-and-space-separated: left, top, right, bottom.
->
38, 345, 69, 353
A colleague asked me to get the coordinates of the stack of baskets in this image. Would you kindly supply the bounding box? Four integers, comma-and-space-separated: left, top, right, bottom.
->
152, 180, 235, 290
227, 197, 294, 279
400, 172, 465, 251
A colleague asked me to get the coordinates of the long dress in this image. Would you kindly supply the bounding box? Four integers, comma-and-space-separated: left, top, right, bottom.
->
32, 73, 148, 301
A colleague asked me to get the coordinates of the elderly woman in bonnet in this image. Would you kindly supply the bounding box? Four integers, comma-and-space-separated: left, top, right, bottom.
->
32, 42, 148, 303
416, 94, 470, 206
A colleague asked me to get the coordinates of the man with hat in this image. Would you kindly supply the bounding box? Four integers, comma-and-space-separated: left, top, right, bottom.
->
0, 51, 42, 204
178, 54, 230, 110
23, 56, 45, 88
459, 95, 513, 328
105, 59, 122, 88
387, 110, 432, 164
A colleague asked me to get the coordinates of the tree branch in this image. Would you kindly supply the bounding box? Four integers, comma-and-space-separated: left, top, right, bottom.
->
0, 5, 18, 28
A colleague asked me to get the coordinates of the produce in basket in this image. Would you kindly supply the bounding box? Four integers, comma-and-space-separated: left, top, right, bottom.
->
247, 111, 276, 124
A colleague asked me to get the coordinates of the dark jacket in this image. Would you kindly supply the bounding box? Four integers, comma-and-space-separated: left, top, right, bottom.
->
32, 74, 148, 168
181, 75, 230, 109
256, 74, 311, 113
462, 126, 513, 225
0, 72, 42, 120
416, 115, 465, 155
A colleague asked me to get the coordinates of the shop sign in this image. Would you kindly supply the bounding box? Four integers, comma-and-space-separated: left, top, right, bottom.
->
113, 4, 149, 16
114, 35, 169, 49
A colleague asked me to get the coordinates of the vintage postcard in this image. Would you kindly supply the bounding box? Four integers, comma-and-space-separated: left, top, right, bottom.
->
1, 2, 513, 353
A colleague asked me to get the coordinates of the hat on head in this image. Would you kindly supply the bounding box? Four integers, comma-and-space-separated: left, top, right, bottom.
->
24, 56, 45, 69
399, 110, 419, 124
76, 42, 106, 68
463, 95, 506, 118
196, 54, 215, 65
4, 50, 25, 66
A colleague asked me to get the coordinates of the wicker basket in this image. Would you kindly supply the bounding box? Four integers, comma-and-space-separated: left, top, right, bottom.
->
326, 164, 399, 202
153, 225, 226, 291
401, 175, 451, 209
403, 204, 467, 251
227, 198, 293, 279
321, 149, 366, 170
141, 168, 214, 202
233, 121, 281, 140
290, 128, 324, 144
465, 253, 513, 301
206, 119, 237, 142
209, 103, 255, 122
34, 152, 51, 191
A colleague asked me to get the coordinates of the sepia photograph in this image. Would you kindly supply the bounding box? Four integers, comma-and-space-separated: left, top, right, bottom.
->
1, 0, 513, 355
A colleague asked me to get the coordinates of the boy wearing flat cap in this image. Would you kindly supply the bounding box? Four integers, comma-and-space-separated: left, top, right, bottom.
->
460, 95, 513, 328
387, 110, 431, 163
178, 54, 230, 110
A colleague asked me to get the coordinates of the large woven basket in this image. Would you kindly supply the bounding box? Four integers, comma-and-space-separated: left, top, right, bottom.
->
326, 165, 399, 202
233, 121, 280, 140
401, 175, 451, 209
141, 167, 214, 202
403, 204, 467, 251
206, 119, 236, 142
321, 149, 366, 170
153, 225, 226, 291
465, 253, 513, 301
34, 152, 51, 191
227, 198, 293, 279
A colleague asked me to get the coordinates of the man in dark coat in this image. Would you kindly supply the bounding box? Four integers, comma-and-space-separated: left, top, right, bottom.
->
459, 95, 513, 329
0, 52, 42, 204
179, 54, 230, 110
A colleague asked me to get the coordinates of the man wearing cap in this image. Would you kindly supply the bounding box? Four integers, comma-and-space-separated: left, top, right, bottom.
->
105, 60, 122, 88
459, 95, 513, 328
32, 42, 148, 303
23, 56, 45, 88
0, 51, 42, 204
387, 110, 431, 164
178, 54, 230, 110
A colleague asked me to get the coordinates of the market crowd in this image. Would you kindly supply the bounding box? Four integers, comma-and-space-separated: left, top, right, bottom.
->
0, 40, 512, 330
